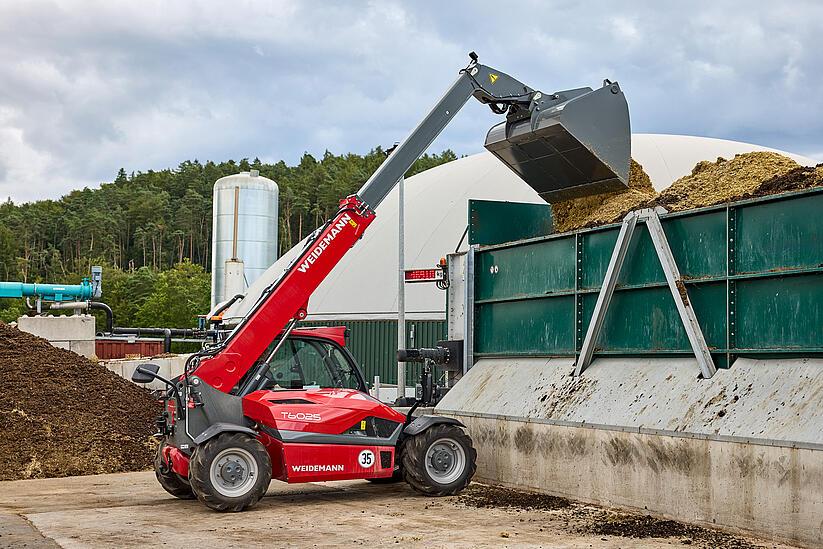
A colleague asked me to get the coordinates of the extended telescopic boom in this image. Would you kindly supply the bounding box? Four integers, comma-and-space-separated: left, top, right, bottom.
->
192, 53, 628, 392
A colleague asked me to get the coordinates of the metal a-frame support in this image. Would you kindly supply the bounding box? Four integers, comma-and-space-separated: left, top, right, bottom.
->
574, 208, 717, 379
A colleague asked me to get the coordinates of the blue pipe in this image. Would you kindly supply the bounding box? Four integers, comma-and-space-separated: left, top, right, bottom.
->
0, 278, 94, 302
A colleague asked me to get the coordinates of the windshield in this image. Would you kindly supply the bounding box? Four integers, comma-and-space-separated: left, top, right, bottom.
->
246, 338, 362, 393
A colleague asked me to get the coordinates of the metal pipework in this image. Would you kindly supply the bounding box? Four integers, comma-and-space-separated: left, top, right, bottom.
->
111, 326, 215, 353
0, 266, 102, 303
1, 280, 94, 302
111, 326, 213, 338
397, 347, 450, 364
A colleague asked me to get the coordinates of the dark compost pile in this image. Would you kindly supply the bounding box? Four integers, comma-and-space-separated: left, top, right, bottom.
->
0, 323, 158, 480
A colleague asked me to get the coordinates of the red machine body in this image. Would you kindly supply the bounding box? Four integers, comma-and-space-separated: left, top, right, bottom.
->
166, 382, 407, 484
247, 387, 406, 483
166, 324, 408, 485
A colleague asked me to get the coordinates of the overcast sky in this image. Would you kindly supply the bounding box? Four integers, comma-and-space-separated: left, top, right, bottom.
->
0, 1, 821, 202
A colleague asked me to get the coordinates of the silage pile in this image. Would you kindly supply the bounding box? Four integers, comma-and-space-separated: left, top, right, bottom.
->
551, 159, 657, 232
552, 152, 822, 232
0, 323, 158, 480
654, 152, 802, 211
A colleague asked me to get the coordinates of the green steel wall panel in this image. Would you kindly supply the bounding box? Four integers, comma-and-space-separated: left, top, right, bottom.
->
475, 296, 575, 355
302, 319, 446, 385
579, 283, 726, 353
580, 229, 619, 290
735, 274, 823, 350
476, 238, 575, 301
472, 188, 823, 360
580, 210, 728, 290
468, 199, 552, 246
663, 211, 728, 279
735, 193, 823, 274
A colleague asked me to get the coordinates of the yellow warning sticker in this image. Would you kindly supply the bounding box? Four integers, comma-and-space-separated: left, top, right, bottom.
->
349, 219, 358, 228
360, 420, 367, 430
489, 73, 499, 84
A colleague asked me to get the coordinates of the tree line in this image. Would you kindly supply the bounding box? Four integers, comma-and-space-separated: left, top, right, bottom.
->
0, 149, 456, 326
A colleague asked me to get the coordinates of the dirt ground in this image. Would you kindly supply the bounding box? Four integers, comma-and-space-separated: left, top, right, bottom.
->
0, 472, 798, 549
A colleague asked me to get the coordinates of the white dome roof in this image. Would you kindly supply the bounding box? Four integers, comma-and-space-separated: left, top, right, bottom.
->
224, 134, 817, 322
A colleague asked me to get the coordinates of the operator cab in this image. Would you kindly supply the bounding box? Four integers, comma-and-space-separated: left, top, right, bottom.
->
235, 333, 367, 395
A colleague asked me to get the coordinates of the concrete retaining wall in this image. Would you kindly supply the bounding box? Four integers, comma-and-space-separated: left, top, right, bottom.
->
454, 414, 822, 547
17, 315, 96, 358
436, 357, 823, 547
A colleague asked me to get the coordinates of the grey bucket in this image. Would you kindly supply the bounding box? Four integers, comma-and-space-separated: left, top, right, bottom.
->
485, 82, 630, 202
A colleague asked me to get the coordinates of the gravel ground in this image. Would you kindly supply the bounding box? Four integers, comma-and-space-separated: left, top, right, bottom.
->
458, 485, 764, 548
0, 472, 798, 548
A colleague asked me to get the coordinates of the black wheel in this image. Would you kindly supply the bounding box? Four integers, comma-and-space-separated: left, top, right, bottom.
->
189, 432, 272, 512
155, 442, 195, 499
401, 424, 476, 496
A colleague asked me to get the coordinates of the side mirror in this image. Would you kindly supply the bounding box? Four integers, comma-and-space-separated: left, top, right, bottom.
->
132, 363, 160, 384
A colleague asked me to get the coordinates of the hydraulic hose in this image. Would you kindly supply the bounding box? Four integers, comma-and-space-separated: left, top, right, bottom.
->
211, 294, 244, 319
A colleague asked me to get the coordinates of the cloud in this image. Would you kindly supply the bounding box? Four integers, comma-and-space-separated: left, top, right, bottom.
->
0, 0, 821, 202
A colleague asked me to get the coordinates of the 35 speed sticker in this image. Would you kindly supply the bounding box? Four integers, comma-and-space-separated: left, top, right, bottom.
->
357, 450, 375, 468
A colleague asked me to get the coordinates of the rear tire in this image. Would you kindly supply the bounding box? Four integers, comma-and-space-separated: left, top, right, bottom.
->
402, 424, 476, 496
155, 442, 195, 499
189, 433, 272, 512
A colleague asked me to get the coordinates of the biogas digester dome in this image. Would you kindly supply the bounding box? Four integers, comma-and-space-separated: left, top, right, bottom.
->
211, 171, 279, 308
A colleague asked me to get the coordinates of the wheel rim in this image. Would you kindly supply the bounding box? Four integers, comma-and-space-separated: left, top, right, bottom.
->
209, 447, 258, 497
424, 437, 466, 485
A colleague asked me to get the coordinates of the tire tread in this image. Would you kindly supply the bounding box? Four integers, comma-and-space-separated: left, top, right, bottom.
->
155, 442, 195, 499
189, 432, 272, 512
401, 424, 476, 496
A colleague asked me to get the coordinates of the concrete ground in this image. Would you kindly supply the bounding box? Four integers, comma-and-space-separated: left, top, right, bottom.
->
0, 472, 797, 549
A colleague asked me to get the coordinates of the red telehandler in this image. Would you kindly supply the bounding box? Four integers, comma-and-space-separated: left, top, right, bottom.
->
132, 52, 630, 512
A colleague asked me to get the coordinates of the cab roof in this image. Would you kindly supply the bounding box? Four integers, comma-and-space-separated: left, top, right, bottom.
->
290, 325, 347, 347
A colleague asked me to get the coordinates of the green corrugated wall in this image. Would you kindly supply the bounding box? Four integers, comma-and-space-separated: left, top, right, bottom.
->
302, 319, 446, 385
472, 188, 823, 364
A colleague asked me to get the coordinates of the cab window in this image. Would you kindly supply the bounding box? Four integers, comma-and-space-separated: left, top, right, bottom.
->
253, 338, 362, 392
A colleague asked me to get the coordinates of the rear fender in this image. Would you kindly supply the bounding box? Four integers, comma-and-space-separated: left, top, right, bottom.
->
192, 422, 257, 445
403, 415, 465, 436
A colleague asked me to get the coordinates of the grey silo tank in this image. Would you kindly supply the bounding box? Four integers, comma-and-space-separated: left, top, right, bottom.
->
210, 170, 279, 308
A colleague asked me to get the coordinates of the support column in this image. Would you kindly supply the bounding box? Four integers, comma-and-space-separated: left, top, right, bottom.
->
397, 176, 406, 398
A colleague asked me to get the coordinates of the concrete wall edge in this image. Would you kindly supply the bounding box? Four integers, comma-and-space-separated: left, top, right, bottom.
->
436, 408, 823, 452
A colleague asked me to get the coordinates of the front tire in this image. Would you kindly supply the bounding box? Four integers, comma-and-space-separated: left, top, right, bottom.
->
189, 433, 272, 512
155, 442, 195, 499
402, 424, 476, 496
